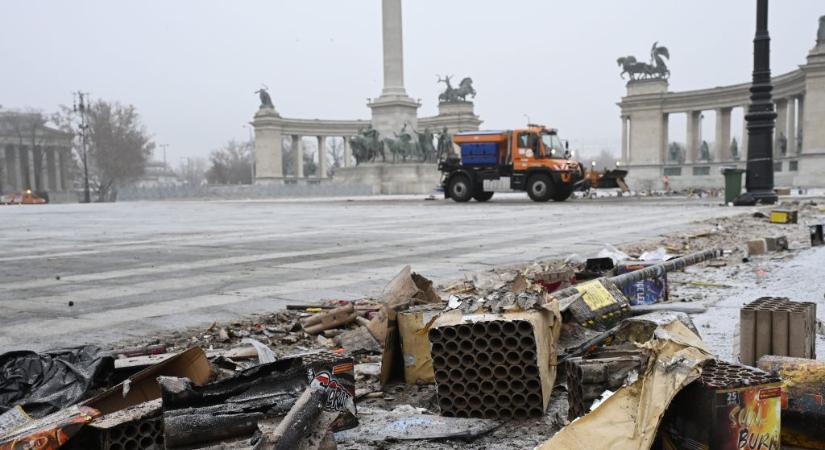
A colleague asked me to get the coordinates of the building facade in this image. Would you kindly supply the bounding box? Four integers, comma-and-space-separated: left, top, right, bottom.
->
0, 112, 75, 201
619, 18, 825, 190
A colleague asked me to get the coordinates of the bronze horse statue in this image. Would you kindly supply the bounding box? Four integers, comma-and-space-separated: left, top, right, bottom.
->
438, 76, 476, 103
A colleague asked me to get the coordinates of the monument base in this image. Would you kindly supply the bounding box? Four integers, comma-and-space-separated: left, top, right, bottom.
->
333, 163, 441, 195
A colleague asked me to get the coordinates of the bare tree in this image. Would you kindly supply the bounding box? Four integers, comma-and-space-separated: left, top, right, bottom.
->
206, 140, 252, 185
54, 100, 154, 201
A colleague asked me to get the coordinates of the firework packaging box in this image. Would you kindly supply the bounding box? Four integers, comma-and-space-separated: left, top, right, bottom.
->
657, 361, 782, 450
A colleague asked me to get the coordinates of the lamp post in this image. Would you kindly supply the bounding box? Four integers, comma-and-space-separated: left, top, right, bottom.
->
73, 91, 91, 203
735, 0, 778, 205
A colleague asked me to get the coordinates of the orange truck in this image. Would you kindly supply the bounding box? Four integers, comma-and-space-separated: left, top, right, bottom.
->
439, 125, 585, 202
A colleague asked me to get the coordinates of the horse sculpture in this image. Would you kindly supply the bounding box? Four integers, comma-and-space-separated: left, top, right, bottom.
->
350, 126, 385, 165
438, 76, 477, 103
617, 42, 670, 81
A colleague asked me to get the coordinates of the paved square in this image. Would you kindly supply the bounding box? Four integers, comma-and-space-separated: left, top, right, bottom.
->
0, 196, 739, 351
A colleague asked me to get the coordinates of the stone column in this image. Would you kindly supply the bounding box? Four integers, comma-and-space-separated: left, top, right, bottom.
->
25, 146, 35, 190
796, 96, 804, 154
317, 136, 328, 179
774, 99, 788, 156
54, 149, 63, 191
381, 0, 406, 96
1, 147, 13, 193
660, 113, 669, 163
292, 135, 304, 178
787, 97, 797, 155
39, 148, 50, 192
714, 108, 732, 161
12, 146, 24, 191
740, 108, 749, 160
620, 116, 628, 162
343, 137, 352, 168
685, 111, 701, 163
60, 150, 71, 190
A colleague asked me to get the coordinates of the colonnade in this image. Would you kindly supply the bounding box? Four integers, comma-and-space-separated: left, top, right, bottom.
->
284, 135, 354, 179
1, 144, 71, 194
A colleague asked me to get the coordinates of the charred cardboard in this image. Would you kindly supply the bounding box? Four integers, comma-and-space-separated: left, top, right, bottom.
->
366, 266, 441, 344
82, 347, 210, 415
539, 319, 712, 450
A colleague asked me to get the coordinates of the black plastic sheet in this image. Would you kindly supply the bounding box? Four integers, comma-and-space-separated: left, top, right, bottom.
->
0, 346, 113, 418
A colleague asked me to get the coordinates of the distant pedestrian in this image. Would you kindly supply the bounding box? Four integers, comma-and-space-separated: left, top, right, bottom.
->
662, 175, 670, 192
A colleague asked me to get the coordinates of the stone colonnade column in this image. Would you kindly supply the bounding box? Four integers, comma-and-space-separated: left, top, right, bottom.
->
741, 107, 749, 159
343, 137, 352, 168
787, 97, 797, 155
54, 149, 64, 191
715, 107, 732, 161
685, 111, 701, 163
1, 146, 13, 193
660, 113, 669, 163
292, 135, 304, 178
317, 136, 327, 179
774, 99, 788, 156
620, 116, 628, 162
39, 148, 50, 192
26, 146, 35, 190
796, 95, 804, 154
12, 146, 24, 191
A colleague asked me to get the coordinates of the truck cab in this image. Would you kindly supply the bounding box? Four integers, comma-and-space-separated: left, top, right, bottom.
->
439, 125, 584, 202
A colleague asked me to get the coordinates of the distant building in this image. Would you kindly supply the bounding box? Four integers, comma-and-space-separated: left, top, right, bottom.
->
0, 111, 75, 202
132, 160, 181, 188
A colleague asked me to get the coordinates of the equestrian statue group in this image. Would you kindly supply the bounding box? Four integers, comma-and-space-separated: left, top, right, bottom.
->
349, 124, 452, 166
617, 42, 671, 81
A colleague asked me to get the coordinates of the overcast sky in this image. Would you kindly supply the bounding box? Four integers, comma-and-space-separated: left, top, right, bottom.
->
1, 1, 822, 163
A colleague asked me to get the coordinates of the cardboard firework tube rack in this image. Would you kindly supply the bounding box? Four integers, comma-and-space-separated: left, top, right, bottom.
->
739, 297, 816, 366
429, 309, 558, 419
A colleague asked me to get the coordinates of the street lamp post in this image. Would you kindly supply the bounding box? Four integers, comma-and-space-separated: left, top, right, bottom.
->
73, 92, 91, 203
735, 0, 778, 205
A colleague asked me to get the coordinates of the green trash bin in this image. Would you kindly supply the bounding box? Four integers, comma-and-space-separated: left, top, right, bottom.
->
722, 168, 745, 204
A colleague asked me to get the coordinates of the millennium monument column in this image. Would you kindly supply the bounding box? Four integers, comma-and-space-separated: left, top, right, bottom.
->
368, 0, 420, 137
735, 0, 778, 205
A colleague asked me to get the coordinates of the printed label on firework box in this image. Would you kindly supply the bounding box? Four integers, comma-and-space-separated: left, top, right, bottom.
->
712, 384, 781, 450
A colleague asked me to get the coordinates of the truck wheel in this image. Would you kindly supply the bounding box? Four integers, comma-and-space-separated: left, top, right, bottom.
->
552, 187, 573, 202
527, 174, 553, 202
473, 191, 494, 202
448, 175, 473, 202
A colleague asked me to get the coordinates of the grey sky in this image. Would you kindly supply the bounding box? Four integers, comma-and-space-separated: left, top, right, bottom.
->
1, 1, 822, 163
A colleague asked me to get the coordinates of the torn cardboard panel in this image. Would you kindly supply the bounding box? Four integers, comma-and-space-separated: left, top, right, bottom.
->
538, 320, 713, 450
367, 266, 441, 344
82, 347, 210, 416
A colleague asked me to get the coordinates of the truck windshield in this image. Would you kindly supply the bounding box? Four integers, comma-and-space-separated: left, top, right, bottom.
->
541, 133, 566, 158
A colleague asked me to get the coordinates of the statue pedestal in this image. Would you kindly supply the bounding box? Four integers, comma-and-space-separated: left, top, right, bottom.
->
252, 107, 285, 181
333, 162, 440, 195
368, 95, 420, 138
626, 79, 669, 96
438, 101, 475, 116
417, 102, 482, 134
